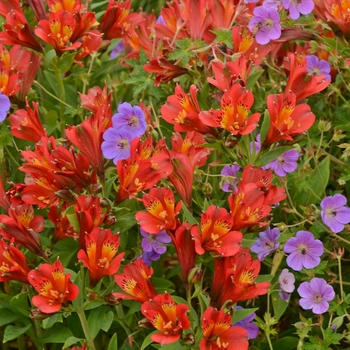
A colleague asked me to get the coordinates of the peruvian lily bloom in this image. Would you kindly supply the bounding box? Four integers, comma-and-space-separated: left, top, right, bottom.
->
191, 205, 243, 257
28, 259, 79, 313
141, 293, 190, 345
200, 307, 249, 350
135, 187, 181, 234
0, 239, 30, 283
211, 249, 270, 308
113, 259, 158, 303
9, 100, 47, 142
77, 228, 125, 286
199, 84, 260, 136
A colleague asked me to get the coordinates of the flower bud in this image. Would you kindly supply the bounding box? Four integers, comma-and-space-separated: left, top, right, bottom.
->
318, 120, 332, 132
104, 293, 121, 306
88, 292, 99, 301
138, 318, 153, 329
99, 197, 111, 209
55, 189, 74, 201
188, 267, 203, 284
202, 183, 213, 195
331, 316, 345, 330
182, 333, 195, 346
30, 309, 51, 320
104, 214, 116, 226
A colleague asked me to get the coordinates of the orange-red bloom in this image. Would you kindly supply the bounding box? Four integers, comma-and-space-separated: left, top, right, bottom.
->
28, 259, 79, 313
141, 293, 190, 345
78, 228, 124, 285
199, 84, 260, 135
135, 188, 181, 234
191, 205, 242, 257
0, 239, 30, 283
113, 259, 158, 303
200, 307, 248, 350
211, 249, 270, 308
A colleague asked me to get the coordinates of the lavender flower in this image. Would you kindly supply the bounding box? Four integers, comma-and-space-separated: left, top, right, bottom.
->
283, 0, 314, 20
156, 15, 166, 25
0, 92, 10, 122
306, 55, 331, 81
320, 194, 350, 233
248, 6, 281, 45
219, 165, 241, 192
284, 231, 324, 271
101, 128, 134, 164
297, 278, 335, 314
110, 41, 124, 59
140, 228, 171, 254
233, 306, 259, 339
278, 268, 295, 300
112, 102, 146, 138
263, 0, 282, 8
139, 250, 161, 266
264, 149, 299, 177
251, 227, 280, 261
250, 134, 261, 154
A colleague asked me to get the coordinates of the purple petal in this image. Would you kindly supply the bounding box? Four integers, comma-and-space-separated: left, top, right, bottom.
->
334, 207, 350, 224
141, 238, 154, 252
297, 0, 314, 15
301, 254, 320, 269
299, 297, 314, 310
286, 252, 303, 271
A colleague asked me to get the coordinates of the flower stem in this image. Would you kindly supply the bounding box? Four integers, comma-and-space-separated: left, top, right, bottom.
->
337, 255, 344, 301
77, 310, 96, 350
54, 68, 66, 136
186, 285, 194, 330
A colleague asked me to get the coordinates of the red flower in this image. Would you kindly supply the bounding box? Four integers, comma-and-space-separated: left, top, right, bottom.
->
47, 0, 82, 13
264, 91, 315, 146
211, 249, 270, 308
0, 204, 44, 256
9, 100, 48, 142
77, 228, 124, 285
28, 259, 79, 313
113, 259, 158, 303
79, 83, 112, 115
136, 188, 181, 234
161, 85, 215, 135
141, 293, 190, 345
27, 0, 47, 21
0, 239, 30, 284
0, 44, 21, 97
191, 205, 242, 257
199, 84, 260, 136
48, 205, 77, 242
200, 307, 248, 350
0, 0, 22, 17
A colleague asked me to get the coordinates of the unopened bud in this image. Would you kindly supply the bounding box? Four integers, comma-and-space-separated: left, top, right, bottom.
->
202, 183, 213, 195
104, 214, 116, 226
182, 333, 195, 346
151, 129, 159, 142
188, 267, 203, 284
331, 316, 345, 330
99, 197, 111, 209
318, 120, 332, 132
55, 189, 73, 201
104, 293, 121, 306
138, 318, 153, 329
30, 309, 51, 320
90, 183, 102, 195
88, 292, 99, 301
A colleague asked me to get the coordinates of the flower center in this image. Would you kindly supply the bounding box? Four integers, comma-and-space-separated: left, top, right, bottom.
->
117, 139, 129, 150
298, 244, 307, 255
325, 208, 337, 217
128, 116, 139, 127
314, 293, 322, 303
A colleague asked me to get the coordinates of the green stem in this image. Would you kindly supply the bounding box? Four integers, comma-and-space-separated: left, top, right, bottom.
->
33, 81, 71, 108
266, 332, 274, 350
77, 309, 96, 350
54, 68, 66, 136
186, 285, 194, 330
18, 334, 26, 350
115, 305, 132, 336
337, 256, 344, 301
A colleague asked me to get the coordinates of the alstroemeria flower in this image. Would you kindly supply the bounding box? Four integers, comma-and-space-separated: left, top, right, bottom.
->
28, 259, 79, 313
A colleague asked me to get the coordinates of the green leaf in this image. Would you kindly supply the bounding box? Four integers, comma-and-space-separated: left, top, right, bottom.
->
63, 336, 85, 349
232, 308, 258, 324
42, 313, 62, 329
51, 238, 79, 267
0, 126, 13, 148
272, 336, 299, 349
246, 67, 264, 89
58, 52, 77, 73
88, 307, 106, 339
181, 201, 197, 225
98, 311, 114, 332
0, 308, 24, 327
107, 333, 118, 350
259, 109, 270, 147
160, 341, 184, 350
10, 293, 30, 316
41, 324, 73, 343
114, 212, 137, 232
271, 291, 289, 321
3, 323, 32, 343
255, 146, 294, 167
212, 28, 233, 49
44, 49, 57, 67
72, 271, 84, 312
141, 331, 160, 350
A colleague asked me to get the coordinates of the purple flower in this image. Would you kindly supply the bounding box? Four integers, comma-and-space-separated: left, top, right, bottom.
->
284, 231, 324, 271
251, 227, 280, 261
112, 102, 146, 138
101, 128, 133, 164
297, 277, 335, 314
140, 228, 171, 254
219, 165, 241, 192
264, 149, 299, 177
110, 41, 124, 59
156, 15, 166, 25
250, 134, 261, 154
0, 92, 10, 122
278, 291, 291, 302
248, 6, 281, 45
263, 0, 282, 8
320, 194, 350, 233
283, 0, 314, 20
306, 55, 331, 81
233, 306, 259, 339
278, 268, 295, 293
139, 250, 161, 266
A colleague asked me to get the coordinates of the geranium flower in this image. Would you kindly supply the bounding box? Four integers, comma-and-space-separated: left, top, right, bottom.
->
233, 306, 259, 340
139, 250, 161, 266
112, 102, 146, 138
248, 6, 281, 45
283, 0, 314, 20
220, 165, 241, 192
278, 268, 295, 293
28, 259, 79, 313
264, 150, 299, 177
110, 41, 124, 59
306, 55, 331, 81
297, 278, 335, 314
251, 227, 280, 261
320, 194, 350, 233
0, 92, 10, 122
140, 228, 171, 254
284, 231, 324, 271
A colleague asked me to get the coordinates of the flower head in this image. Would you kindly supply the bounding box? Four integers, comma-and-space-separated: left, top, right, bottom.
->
110, 41, 124, 59
306, 55, 331, 81
139, 250, 161, 266
112, 102, 146, 138
248, 6, 281, 45
251, 227, 280, 261
233, 306, 259, 339
0, 92, 10, 122
264, 149, 299, 177
297, 277, 335, 314
101, 128, 134, 164
278, 268, 295, 293
140, 228, 171, 254
320, 194, 350, 233
219, 165, 241, 192
284, 231, 324, 271
283, 0, 314, 20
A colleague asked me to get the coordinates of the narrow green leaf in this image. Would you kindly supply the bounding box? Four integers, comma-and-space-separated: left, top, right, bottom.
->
181, 201, 197, 225
140, 331, 159, 350
259, 109, 270, 147
107, 334, 118, 350
72, 271, 84, 312
58, 52, 77, 74
246, 68, 264, 89
232, 308, 258, 324
45, 49, 56, 67
272, 336, 299, 349
255, 146, 294, 167
87, 307, 106, 339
